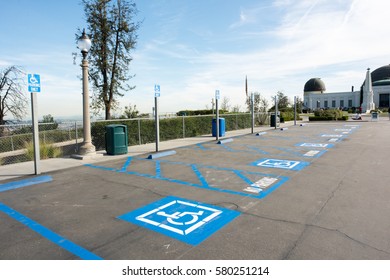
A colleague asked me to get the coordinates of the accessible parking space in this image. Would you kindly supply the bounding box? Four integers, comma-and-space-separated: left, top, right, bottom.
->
1, 121, 390, 260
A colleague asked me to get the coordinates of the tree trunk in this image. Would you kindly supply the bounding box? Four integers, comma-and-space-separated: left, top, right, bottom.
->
105, 104, 111, 120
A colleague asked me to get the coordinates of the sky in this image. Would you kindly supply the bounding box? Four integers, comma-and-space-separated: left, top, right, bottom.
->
1, 0, 390, 120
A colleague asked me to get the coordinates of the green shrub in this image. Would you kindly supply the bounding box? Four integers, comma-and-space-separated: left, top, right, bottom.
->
25, 141, 62, 160
309, 115, 348, 121
314, 109, 343, 119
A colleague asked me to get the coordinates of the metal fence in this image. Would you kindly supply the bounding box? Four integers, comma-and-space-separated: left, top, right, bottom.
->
0, 113, 270, 166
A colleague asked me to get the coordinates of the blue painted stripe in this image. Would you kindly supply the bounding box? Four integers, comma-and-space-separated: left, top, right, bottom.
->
0, 202, 103, 260
119, 157, 132, 172
0, 175, 53, 193
191, 164, 209, 187
246, 146, 270, 155
195, 143, 208, 150
155, 161, 162, 178
233, 170, 253, 185
86, 159, 289, 200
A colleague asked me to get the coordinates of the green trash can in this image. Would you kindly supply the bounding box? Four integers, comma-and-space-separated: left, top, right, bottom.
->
105, 124, 128, 155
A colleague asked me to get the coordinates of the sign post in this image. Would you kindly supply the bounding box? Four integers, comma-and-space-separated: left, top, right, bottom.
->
215, 90, 220, 141
154, 84, 160, 152
294, 96, 297, 126
251, 93, 255, 134
28, 74, 41, 175
274, 96, 278, 129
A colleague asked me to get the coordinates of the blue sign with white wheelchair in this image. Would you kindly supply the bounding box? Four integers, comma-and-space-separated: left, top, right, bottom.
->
118, 196, 240, 245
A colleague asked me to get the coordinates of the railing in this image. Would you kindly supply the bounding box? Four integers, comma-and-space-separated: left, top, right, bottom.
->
0, 113, 270, 166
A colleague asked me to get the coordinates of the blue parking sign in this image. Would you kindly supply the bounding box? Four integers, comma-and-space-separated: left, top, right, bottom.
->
28, 74, 41, 92
154, 84, 160, 97
118, 196, 240, 245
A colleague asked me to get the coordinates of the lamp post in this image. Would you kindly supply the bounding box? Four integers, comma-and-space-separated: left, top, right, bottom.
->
77, 29, 96, 155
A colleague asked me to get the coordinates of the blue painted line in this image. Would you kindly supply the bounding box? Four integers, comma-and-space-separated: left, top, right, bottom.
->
233, 170, 253, 185
155, 161, 162, 178
246, 146, 270, 155
217, 138, 233, 144
86, 157, 290, 200
191, 164, 209, 187
195, 143, 208, 150
219, 144, 236, 152
0, 175, 53, 193
271, 146, 306, 157
147, 150, 176, 159
0, 202, 103, 260
84, 164, 117, 172
119, 157, 133, 172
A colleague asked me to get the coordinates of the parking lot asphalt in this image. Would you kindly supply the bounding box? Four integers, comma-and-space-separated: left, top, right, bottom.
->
1, 119, 390, 260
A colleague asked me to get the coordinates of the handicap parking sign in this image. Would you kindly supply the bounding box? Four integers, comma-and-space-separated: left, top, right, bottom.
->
28, 74, 41, 92
118, 196, 240, 245
251, 158, 309, 171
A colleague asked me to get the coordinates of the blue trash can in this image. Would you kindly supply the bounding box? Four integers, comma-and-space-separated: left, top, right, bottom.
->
212, 118, 225, 137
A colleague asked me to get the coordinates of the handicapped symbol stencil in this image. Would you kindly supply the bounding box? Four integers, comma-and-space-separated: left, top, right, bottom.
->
117, 196, 240, 245
251, 158, 310, 171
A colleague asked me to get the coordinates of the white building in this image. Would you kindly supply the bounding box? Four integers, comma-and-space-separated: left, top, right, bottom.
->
303, 65, 390, 111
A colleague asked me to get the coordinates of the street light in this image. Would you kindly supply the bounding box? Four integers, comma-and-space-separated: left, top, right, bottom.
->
77, 29, 95, 155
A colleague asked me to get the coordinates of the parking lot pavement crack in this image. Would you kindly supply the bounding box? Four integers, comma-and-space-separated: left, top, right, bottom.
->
309, 224, 390, 256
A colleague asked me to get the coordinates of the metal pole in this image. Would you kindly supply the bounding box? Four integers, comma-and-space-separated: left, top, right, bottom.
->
75, 121, 78, 152
155, 97, 159, 152
79, 54, 95, 155
138, 119, 141, 145
275, 96, 278, 129
294, 96, 297, 126
31, 92, 40, 175
182, 115, 185, 138
251, 92, 254, 134
216, 98, 219, 141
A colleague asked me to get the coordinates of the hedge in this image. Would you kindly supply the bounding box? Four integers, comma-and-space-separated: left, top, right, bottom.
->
309, 116, 349, 121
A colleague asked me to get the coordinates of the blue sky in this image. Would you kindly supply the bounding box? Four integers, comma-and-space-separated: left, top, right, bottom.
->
1, 0, 390, 119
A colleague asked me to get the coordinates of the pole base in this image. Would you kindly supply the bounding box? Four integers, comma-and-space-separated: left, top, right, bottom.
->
78, 142, 96, 155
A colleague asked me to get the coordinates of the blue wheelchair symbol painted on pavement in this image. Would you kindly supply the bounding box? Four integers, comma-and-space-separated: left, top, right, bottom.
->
251, 158, 310, 171
118, 196, 240, 245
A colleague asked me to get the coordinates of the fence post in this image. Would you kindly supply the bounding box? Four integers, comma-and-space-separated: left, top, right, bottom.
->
75, 121, 78, 152
11, 135, 14, 151
138, 119, 141, 145
182, 115, 185, 138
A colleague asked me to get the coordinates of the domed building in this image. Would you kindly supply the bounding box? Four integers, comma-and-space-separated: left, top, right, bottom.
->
366, 65, 390, 108
304, 78, 326, 93
303, 65, 390, 111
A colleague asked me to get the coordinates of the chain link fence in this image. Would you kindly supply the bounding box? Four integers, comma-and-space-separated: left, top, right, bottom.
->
0, 113, 270, 166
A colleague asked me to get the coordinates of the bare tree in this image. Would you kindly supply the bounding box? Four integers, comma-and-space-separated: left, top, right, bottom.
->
246, 92, 269, 125
0, 66, 28, 126
220, 96, 231, 112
